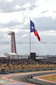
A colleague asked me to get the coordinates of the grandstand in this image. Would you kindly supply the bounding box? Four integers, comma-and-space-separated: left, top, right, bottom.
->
0, 55, 56, 74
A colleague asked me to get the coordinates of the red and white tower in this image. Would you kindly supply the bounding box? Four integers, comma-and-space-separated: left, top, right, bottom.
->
8, 32, 17, 54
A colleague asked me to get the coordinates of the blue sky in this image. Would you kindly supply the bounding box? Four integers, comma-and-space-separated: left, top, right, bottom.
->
0, 0, 56, 55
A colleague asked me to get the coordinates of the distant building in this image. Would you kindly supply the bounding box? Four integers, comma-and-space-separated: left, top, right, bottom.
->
36, 55, 56, 63
19, 55, 28, 59
4, 53, 19, 59
0, 54, 8, 59
4, 53, 29, 59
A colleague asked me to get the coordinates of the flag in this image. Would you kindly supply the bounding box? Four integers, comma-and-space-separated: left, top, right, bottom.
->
30, 20, 35, 32
30, 20, 41, 41
34, 29, 41, 41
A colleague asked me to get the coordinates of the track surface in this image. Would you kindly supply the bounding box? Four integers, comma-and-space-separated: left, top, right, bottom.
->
8, 71, 56, 85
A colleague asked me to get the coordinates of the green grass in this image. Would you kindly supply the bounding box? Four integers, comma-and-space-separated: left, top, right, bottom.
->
0, 78, 15, 84
40, 75, 56, 82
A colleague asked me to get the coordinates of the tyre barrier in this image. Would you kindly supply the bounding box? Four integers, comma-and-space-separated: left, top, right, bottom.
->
1, 69, 5, 74
0, 68, 56, 74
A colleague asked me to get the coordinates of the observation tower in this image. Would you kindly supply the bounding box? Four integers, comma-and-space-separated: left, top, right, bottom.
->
8, 32, 17, 54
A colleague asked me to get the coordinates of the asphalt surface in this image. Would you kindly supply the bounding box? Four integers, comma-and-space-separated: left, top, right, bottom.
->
9, 71, 56, 85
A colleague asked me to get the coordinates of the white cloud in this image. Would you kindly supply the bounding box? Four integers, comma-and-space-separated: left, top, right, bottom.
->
0, 27, 9, 32
0, 0, 56, 25
40, 30, 56, 36
0, 12, 23, 23
19, 34, 27, 39
29, 0, 56, 19
15, 5, 20, 10
24, 18, 29, 25
6, 0, 13, 2
22, 3, 31, 8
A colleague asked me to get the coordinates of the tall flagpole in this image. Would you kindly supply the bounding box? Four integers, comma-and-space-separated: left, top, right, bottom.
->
29, 18, 31, 55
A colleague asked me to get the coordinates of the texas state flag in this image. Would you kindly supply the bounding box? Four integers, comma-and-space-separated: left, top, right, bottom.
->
30, 20, 41, 41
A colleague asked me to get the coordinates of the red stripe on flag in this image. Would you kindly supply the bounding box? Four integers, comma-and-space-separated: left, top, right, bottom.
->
34, 29, 41, 41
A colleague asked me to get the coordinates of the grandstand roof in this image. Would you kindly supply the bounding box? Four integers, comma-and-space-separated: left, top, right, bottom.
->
7, 53, 18, 55
4, 53, 19, 56
0, 54, 7, 58
0, 54, 8, 59
4, 53, 19, 59
36, 57, 47, 59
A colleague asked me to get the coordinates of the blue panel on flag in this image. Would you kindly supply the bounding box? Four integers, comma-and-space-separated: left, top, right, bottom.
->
30, 20, 35, 32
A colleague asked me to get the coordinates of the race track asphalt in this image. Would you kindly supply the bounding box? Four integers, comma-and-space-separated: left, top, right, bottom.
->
9, 71, 56, 85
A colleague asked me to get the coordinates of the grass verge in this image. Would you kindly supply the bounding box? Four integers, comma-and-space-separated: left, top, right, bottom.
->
40, 74, 56, 82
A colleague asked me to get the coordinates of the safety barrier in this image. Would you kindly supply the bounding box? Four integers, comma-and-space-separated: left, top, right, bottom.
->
0, 64, 56, 74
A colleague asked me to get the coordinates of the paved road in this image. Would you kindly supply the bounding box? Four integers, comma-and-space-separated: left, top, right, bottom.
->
9, 71, 56, 85
26, 71, 56, 85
